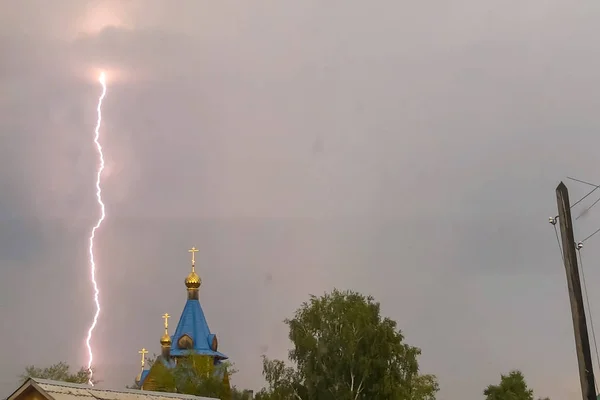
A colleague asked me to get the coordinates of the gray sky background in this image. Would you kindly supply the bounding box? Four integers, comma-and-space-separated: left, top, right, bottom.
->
2, 1, 600, 399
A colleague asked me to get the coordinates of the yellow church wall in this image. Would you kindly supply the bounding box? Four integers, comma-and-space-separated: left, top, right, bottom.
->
188, 355, 213, 378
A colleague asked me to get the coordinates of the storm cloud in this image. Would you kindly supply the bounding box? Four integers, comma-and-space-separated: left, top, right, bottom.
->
2, 1, 600, 399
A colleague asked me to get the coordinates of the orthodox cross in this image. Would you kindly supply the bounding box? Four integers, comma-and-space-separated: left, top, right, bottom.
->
162, 313, 170, 331
188, 246, 199, 268
138, 348, 148, 367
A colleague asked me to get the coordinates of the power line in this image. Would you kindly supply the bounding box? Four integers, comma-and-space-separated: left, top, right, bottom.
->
565, 177, 600, 236
577, 196, 600, 220
566, 177, 600, 209
582, 227, 600, 244
568, 177, 600, 188
552, 219, 563, 260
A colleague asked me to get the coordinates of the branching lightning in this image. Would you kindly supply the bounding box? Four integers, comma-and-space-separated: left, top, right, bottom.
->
86, 72, 107, 386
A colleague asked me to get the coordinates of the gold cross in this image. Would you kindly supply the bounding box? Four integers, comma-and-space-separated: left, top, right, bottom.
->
188, 246, 199, 267
138, 348, 148, 367
162, 313, 170, 330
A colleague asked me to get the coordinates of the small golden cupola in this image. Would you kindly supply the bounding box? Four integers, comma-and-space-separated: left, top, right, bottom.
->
185, 247, 201, 299
160, 313, 172, 359
161, 313, 171, 346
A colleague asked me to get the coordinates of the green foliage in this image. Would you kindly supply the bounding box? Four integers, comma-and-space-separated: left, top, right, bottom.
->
483, 370, 534, 400
20, 362, 99, 385
142, 354, 253, 399
258, 289, 439, 400
254, 357, 306, 400
230, 388, 254, 400
149, 359, 179, 393
125, 352, 252, 398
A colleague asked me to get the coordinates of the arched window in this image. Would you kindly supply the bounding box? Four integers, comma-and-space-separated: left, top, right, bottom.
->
177, 334, 194, 349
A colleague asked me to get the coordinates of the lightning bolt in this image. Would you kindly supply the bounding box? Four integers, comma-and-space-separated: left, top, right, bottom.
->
86, 72, 107, 386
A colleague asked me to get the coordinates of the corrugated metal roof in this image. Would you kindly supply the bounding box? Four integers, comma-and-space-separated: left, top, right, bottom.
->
30, 379, 216, 400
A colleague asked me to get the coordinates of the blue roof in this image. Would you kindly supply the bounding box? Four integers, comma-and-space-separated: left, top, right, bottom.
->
139, 369, 150, 386
170, 298, 228, 359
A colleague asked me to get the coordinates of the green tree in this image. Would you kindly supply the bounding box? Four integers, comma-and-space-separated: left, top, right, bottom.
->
231, 389, 254, 400
133, 354, 251, 399
20, 362, 99, 385
254, 357, 306, 400
483, 370, 534, 400
257, 289, 439, 400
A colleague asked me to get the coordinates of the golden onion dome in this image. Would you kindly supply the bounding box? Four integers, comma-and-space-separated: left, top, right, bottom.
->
185, 270, 201, 289
160, 332, 172, 346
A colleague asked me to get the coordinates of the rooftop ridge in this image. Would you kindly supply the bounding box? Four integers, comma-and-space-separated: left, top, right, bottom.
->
30, 378, 206, 399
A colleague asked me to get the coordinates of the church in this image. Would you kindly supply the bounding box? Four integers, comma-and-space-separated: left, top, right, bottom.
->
135, 247, 230, 393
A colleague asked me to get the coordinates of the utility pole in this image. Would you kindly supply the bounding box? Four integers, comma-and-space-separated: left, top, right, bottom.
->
556, 181, 597, 400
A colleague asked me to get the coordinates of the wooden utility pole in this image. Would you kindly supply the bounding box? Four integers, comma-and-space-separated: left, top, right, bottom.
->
556, 181, 597, 400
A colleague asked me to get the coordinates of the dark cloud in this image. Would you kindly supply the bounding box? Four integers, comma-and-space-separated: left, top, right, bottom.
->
3, 1, 600, 399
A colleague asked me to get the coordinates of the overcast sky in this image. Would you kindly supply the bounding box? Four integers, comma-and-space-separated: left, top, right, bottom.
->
3, 1, 600, 399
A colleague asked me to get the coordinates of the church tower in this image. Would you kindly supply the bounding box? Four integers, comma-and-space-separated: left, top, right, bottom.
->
136, 247, 229, 391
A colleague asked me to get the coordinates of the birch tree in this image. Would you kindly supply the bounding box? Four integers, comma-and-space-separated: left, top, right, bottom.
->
257, 289, 439, 400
